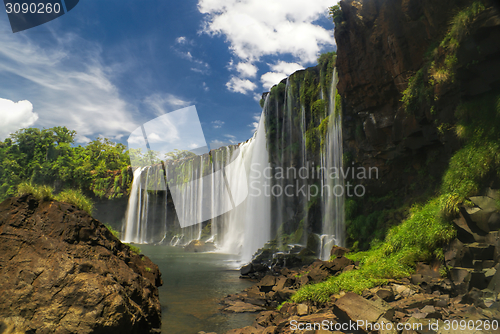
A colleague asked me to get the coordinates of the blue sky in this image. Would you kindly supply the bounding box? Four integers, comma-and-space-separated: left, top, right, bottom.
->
0, 0, 337, 149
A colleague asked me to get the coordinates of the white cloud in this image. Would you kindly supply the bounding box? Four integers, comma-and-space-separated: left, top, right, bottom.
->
176, 36, 188, 44
144, 93, 191, 116
172, 37, 210, 74
199, 0, 335, 93
226, 76, 257, 94
224, 134, 237, 144
75, 135, 91, 144
212, 120, 224, 128
260, 61, 304, 90
199, 0, 334, 63
271, 61, 304, 74
236, 62, 258, 78
0, 28, 137, 140
0, 98, 38, 140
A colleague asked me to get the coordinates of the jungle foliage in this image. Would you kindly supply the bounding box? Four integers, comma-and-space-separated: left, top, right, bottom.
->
0, 126, 131, 202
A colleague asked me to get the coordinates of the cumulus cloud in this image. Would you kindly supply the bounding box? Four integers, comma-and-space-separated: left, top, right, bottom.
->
0, 28, 137, 140
198, 0, 335, 92
261, 61, 304, 90
236, 62, 258, 78
226, 76, 257, 94
199, 0, 334, 63
0, 98, 38, 140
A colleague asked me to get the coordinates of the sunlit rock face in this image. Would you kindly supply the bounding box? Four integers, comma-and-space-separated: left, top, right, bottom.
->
0, 195, 162, 334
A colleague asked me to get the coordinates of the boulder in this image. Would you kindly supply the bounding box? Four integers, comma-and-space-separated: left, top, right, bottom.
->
224, 301, 266, 313
334, 292, 394, 324
0, 195, 162, 334
487, 265, 500, 293
184, 240, 216, 252
330, 245, 350, 258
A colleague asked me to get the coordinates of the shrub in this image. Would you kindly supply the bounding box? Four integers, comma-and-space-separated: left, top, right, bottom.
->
55, 189, 94, 215
329, 5, 344, 26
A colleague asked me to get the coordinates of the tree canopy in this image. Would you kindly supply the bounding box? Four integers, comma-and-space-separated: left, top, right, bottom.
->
0, 127, 131, 201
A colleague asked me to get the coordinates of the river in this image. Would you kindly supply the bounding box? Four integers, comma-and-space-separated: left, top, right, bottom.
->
138, 245, 256, 334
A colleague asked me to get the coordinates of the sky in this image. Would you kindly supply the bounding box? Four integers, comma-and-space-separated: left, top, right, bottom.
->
0, 0, 337, 149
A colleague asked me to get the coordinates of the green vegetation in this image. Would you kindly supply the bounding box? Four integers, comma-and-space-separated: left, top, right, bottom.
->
291, 3, 497, 303
55, 189, 94, 215
105, 224, 121, 239
401, 1, 486, 114
127, 244, 141, 254
16, 182, 94, 214
329, 5, 345, 27
164, 149, 197, 161
0, 127, 131, 202
17, 182, 54, 201
145, 267, 152, 272
292, 198, 456, 303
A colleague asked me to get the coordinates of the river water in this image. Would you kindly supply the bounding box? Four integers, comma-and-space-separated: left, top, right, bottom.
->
138, 245, 256, 334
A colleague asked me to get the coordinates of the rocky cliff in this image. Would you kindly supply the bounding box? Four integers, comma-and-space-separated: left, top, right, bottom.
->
0, 195, 162, 334
336, 0, 500, 196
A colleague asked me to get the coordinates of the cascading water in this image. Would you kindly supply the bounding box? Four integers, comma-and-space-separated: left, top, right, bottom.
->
319, 68, 345, 260
122, 60, 344, 263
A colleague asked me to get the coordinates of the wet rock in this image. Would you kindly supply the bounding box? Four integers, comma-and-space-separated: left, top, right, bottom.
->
184, 240, 216, 252
224, 301, 266, 313
330, 245, 350, 258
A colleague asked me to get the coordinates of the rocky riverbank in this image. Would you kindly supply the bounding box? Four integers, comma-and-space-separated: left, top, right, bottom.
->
197, 196, 500, 334
0, 195, 162, 333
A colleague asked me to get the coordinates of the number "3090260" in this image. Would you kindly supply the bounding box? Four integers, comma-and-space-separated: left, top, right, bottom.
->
5, 2, 62, 14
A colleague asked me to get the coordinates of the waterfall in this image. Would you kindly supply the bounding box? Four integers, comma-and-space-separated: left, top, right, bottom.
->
122, 62, 344, 263
123, 167, 145, 243
217, 109, 271, 263
320, 68, 345, 260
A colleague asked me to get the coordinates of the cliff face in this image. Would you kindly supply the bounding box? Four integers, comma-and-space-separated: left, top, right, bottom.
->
335, 0, 500, 195
0, 195, 162, 334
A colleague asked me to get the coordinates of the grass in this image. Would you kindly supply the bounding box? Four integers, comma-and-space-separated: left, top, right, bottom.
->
16, 182, 94, 215
55, 189, 93, 215
292, 198, 456, 303
126, 243, 141, 254
401, 1, 486, 114
17, 182, 54, 201
443, 1, 486, 49
105, 224, 121, 239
